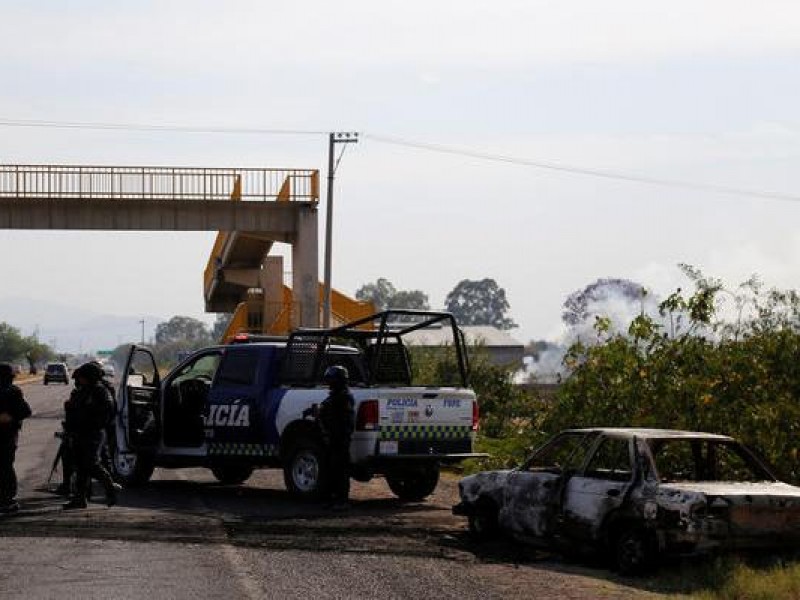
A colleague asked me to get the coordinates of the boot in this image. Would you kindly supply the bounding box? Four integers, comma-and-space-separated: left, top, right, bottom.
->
105, 482, 121, 507
63, 498, 88, 510
100, 471, 121, 507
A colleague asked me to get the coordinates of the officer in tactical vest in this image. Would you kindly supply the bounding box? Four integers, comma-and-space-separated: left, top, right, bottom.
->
317, 366, 355, 509
54, 361, 116, 496
63, 362, 119, 509
0, 363, 32, 513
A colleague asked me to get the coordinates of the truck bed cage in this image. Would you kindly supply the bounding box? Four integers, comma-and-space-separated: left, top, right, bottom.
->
283, 310, 470, 387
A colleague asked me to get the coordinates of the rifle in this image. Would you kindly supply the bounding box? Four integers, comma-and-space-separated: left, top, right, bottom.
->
47, 429, 68, 485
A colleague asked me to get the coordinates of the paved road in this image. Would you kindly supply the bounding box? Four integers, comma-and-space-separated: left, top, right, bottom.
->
0, 381, 653, 599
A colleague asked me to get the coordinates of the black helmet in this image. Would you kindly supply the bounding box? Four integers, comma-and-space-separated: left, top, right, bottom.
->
323, 365, 349, 386
0, 363, 14, 384
74, 362, 104, 383
90, 361, 107, 378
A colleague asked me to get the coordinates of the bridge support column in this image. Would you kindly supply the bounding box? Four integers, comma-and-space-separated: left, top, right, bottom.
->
261, 256, 283, 334
260, 256, 284, 333
292, 205, 319, 328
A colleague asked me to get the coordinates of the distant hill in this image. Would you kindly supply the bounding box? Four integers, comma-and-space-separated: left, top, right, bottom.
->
0, 296, 186, 353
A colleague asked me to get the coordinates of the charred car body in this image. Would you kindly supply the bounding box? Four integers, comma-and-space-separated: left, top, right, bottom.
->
454, 428, 800, 573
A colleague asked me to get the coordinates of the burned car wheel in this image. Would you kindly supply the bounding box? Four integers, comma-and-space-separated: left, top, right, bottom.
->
211, 465, 254, 485
468, 508, 499, 540
614, 527, 656, 575
386, 466, 440, 502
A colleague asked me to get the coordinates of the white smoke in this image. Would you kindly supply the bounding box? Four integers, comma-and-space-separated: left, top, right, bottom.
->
524, 285, 666, 384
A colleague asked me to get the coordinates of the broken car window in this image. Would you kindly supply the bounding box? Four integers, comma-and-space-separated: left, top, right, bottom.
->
584, 437, 633, 482
709, 442, 773, 482
525, 432, 596, 473
648, 439, 772, 483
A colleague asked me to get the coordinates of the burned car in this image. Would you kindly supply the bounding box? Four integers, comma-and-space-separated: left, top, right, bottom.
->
453, 428, 800, 573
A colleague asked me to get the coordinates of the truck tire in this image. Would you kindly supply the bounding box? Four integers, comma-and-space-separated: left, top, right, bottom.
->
283, 437, 329, 500
386, 465, 440, 502
211, 465, 254, 485
112, 446, 155, 487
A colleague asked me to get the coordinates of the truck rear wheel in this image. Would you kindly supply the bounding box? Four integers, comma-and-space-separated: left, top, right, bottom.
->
283, 437, 329, 500
386, 465, 440, 502
112, 447, 155, 487
211, 465, 254, 485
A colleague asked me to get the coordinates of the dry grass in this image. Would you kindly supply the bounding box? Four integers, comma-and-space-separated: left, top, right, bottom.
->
683, 559, 800, 600
621, 555, 800, 599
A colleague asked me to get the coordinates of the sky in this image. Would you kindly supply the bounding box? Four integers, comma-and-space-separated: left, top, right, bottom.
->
1, 0, 800, 348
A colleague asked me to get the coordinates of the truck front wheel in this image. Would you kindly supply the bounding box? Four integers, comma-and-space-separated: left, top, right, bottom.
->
283, 437, 329, 500
112, 447, 155, 487
386, 465, 440, 502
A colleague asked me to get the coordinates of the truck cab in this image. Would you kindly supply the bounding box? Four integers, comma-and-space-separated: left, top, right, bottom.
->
113, 310, 484, 501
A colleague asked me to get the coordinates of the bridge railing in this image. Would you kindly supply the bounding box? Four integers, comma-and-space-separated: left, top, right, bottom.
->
0, 165, 319, 202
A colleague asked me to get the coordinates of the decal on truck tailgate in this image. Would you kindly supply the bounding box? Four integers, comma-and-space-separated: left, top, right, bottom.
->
379, 424, 472, 440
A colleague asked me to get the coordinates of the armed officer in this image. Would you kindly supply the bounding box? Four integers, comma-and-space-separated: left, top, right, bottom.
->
54, 362, 115, 496
63, 362, 119, 509
0, 363, 32, 513
317, 366, 355, 509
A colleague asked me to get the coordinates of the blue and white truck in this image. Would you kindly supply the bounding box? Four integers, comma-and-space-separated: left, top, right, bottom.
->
112, 310, 483, 501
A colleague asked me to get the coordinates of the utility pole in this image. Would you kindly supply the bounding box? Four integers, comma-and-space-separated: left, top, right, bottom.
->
139, 319, 145, 344
322, 131, 359, 329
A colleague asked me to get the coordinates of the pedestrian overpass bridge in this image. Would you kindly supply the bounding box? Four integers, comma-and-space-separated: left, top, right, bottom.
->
0, 164, 372, 338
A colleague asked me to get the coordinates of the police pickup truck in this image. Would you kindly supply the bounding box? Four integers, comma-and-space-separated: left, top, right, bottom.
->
112, 310, 483, 501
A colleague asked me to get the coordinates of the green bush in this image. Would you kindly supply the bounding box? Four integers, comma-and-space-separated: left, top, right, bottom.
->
410, 344, 547, 472
544, 274, 800, 482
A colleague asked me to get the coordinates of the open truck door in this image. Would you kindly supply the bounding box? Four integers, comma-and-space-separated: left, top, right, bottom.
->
112, 345, 161, 486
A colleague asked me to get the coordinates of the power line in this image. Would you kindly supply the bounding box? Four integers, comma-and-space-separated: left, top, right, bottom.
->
0, 118, 327, 136
0, 117, 797, 203
362, 133, 800, 203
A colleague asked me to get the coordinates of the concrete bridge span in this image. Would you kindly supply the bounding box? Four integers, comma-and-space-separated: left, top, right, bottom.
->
0, 164, 321, 327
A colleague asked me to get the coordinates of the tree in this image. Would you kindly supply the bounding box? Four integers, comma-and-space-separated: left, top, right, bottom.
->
562, 278, 644, 326
444, 278, 516, 329
0, 323, 28, 363
154, 316, 211, 346
390, 290, 429, 311
0, 323, 53, 364
355, 278, 430, 312
153, 316, 212, 367
355, 278, 397, 310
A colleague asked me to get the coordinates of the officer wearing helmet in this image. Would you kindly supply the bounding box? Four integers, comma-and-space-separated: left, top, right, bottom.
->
316, 365, 355, 509
63, 362, 119, 509
55, 361, 116, 496
0, 363, 32, 513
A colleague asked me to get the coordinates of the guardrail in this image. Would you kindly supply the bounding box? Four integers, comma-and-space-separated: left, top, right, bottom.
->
0, 165, 319, 202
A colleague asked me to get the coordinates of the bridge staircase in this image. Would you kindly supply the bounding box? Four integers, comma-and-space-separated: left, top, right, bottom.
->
202, 174, 372, 341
